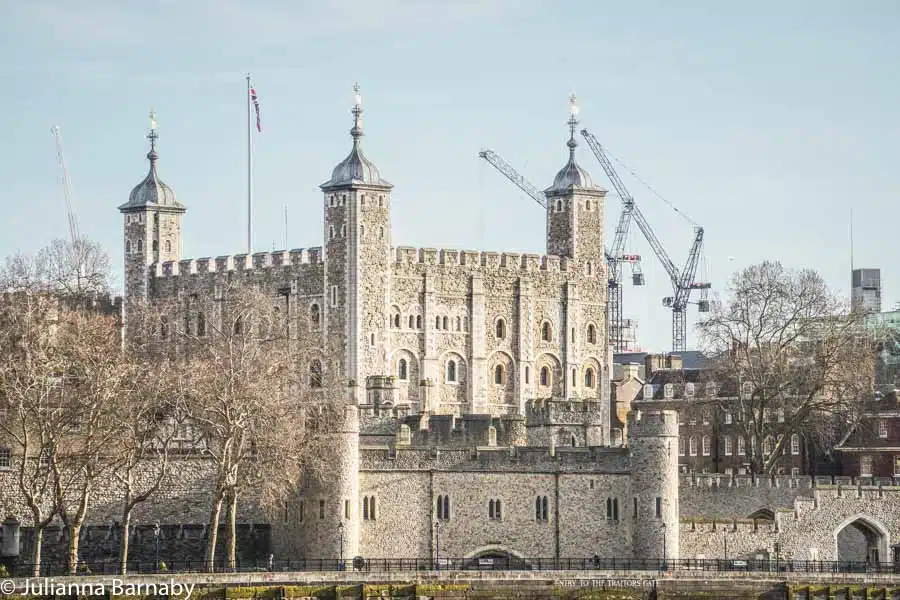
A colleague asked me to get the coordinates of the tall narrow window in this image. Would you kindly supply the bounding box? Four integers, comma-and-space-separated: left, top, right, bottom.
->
456, 316, 461, 331
587, 324, 596, 344
331, 286, 338, 307
584, 368, 595, 388
319, 499, 325, 519
310, 360, 323, 388
525, 366, 530, 384
344, 499, 350, 520
393, 314, 400, 328
655, 497, 662, 518
442, 316, 449, 330
791, 434, 800, 455
435, 316, 441, 329
197, 312, 206, 337
137, 239, 143, 252
535, 496, 549, 521
496, 319, 506, 339
540, 367, 550, 386
126, 240, 132, 253
408, 315, 414, 329
165, 240, 172, 253
447, 360, 457, 383
541, 322, 552, 342
233, 316, 243, 335
398, 358, 408, 380
416, 315, 422, 329
311, 304, 321, 328
494, 364, 504, 385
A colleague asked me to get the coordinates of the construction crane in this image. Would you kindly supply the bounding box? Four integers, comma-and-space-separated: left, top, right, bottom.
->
52, 125, 86, 286
477, 148, 643, 352
580, 128, 710, 353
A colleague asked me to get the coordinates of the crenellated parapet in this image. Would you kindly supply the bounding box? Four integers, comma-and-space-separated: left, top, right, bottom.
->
359, 444, 629, 473
682, 518, 780, 534
393, 247, 572, 273
152, 247, 324, 278
525, 397, 607, 427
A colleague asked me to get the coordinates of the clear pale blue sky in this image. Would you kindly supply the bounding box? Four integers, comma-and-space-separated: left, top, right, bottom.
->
2, 1, 899, 352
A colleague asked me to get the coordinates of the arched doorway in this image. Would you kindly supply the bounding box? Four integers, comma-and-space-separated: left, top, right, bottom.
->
464, 546, 529, 570
834, 515, 889, 565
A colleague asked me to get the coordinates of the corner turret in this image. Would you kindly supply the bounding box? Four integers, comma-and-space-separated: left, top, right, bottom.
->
628, 409, 680, 561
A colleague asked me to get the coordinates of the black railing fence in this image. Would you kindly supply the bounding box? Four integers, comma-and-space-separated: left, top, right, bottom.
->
3, 557, 898, 578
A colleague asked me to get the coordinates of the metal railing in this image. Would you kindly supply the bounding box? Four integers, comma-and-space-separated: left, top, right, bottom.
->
3, 557, 898, 578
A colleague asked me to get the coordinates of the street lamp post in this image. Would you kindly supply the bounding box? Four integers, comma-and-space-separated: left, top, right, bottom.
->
337, 522, 344, 570
724, 530, 728, 562
435, 520, 441, 571
153, 522, 160, 572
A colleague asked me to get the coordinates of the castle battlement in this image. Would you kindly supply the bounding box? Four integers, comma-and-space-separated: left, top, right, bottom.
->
682, 519, 780, 534
152, 247, 324, 278
393, 247, 571, 273
359, 444, 630, 473
525, 397, 607, 426
627, 409, 679, 438
683, 473, 900, 490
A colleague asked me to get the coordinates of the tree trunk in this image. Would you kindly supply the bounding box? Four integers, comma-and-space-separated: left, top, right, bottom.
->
205, 494, 224, 573
226, 490, 237, 571
31, 526, 43, 578
67, 522, 82, 575
119, 507, 132, 575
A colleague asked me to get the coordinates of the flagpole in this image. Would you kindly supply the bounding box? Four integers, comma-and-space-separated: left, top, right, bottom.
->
283, 204, 288, 250
246, 74, 253, 255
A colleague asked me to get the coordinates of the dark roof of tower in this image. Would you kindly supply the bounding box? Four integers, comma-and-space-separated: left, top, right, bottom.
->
119, 125, 183, 212
321, 84, 392, 190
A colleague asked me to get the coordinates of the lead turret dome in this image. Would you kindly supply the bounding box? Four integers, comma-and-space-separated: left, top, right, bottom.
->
545, 93, 598, 194
119, 122, 183, 211
321, 83, 392, 190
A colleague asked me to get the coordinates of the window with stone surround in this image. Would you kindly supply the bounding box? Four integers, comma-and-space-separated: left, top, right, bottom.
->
443, 316, 449, 330
606, 497, 619, 521
408, 315, 414, 329
494, 364, 504, 385
341, 225, 346, 237
330, 286, 337, 307
360, 225, 366, 237
655, 497, 662, 518
197, 312, 206, 336
724, 436, 732, 456
165, 240, 171, 253
525, 366, 530, 384
584, 367, 595, 388
345, 500, 350, 520
689, 436, 697, 456
495, 318, 506, 340
416, 315, 423, 329
488, 499, 502, 520
126, 240, 131, 253
535, 496, 549, 521
152, 240, 159, 252
436, 495, 450, 520
0, 447, 10, 468
737, 436, 746, 455
679, 437, 685, 456
541, 321, 552, 342
702, 435, 711, 456
309, 360, 323, 388
298, 500, 304, 522
685, 382, 695, 397
379, 227, 385, 239
363, 496, 376, 520
463, 317, 469, 331
633, 497, 638, 519
860, 455, 873, 477
539, 366, 550, 387
791, 434, 800, 455
393, 314, 400, 328
319, 499, 325, 519
447, 360, 457, 383
456, 316, 461, 331
724, 410, 732, 424
587, 323, 596, 344
137, 239, 143, 252
879, 420, 889, 439
398, 359, 408, 381
435, 316, 441, 329
310, 303, 321, 328
555, 200, 562, 212
329, 226, 335, 240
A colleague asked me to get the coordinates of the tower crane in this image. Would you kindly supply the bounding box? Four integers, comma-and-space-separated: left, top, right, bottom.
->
477, 149, 643, 352
580, 128, 710, 353
52, 125, 86, 286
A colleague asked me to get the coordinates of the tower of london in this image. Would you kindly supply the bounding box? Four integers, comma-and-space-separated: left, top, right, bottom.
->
114, 85, 680, 563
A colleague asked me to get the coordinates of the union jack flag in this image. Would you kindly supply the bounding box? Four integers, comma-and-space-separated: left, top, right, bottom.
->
250, 86, 261, 132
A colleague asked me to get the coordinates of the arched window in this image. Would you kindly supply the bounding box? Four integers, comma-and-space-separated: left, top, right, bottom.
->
153, 213, 159, 225
435, 316, 441, 329
379, 227, 385, 239
360, 225, 365, 236
540, 366, 550, 386
525, 366, 530, 384
233, 316, 243, 335
436, 494, 450, 520
463, 317, 469, 331
456, 316, 461, 331
488, 499, 502, 520
587, 324, 596, 344
310, 304, 321, 328
442, 316, 449, 330
197, 312, 206, 337
309, 360, 323, 388
393, 314, 400, 328
494, 364, 504, 385
584, 368, 595, 388
137, 240, 143, 252
541, 321, 552, 342
555, 199, 562, 212
398, 358, 408, 381
125, 240, 132, 253
586, 261, 593, 276
447, 360, 457, 383
408, 315, 414, 329
495, 318, 506, 339
341, 224, 346, 237
585, 199, 591, 211
152, 240, 159, 252
416, 315, 422, 329
329, 225, 335, 240
165, 240, 172, 253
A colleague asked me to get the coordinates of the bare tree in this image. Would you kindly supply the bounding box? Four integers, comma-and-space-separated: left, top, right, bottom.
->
1, 238, 111, 299
0, 293, 65, 576
697, 261, 877, 474
169, 283, 318, 571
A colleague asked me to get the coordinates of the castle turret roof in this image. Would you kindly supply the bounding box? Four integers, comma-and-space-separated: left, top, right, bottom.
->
321, 83, 392, 190
545, 93, 599, 194
119, 114, 183, 212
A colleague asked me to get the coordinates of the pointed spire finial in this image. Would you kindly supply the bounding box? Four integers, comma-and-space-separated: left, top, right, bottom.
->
351, 82, 364, 144
146, 109, 159, 165
566, 93, 579, 156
